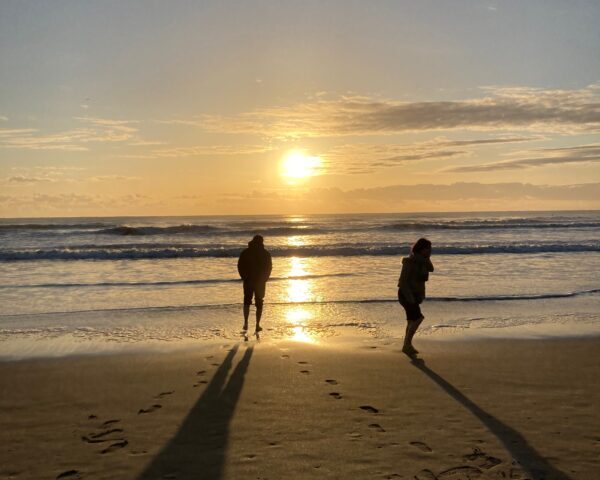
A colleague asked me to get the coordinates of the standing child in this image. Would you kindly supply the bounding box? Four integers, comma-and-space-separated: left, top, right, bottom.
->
398, 238, 434, 356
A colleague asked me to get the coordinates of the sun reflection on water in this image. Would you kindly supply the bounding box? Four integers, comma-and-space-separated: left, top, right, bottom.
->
287, 257, 312, 303
285, 307, 317, 344
284, 257, 317, 343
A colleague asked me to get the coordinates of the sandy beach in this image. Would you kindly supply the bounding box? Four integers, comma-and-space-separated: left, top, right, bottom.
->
1, 336, 598, 480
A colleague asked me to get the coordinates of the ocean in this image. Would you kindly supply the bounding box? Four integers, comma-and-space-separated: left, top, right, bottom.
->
1, 211, 599, 359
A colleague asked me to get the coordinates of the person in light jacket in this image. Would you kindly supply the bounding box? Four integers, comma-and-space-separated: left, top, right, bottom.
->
397, 238, 434, 356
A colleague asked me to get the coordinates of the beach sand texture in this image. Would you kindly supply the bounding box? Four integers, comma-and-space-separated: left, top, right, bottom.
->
1, 338, 598, 480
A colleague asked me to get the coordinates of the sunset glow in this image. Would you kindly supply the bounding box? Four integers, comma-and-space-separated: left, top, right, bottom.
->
280, 151, 322, 181
0, 2, 598, 216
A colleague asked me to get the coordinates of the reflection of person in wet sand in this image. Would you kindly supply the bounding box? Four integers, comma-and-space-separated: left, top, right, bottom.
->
237, 235, 272, 333
398, 238, 434, 356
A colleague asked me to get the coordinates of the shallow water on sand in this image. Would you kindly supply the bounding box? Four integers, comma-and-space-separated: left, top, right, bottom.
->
1, 211, 599, 359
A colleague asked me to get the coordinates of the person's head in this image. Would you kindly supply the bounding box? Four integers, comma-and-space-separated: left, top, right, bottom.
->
411, 237, 432, 257
249, 234, 264, 247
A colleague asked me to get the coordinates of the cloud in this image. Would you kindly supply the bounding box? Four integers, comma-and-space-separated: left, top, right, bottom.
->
216, 182, 600, 213
4, 175, 53, 185
0, 192, 153, 213
446, 144, 600, 172
150, 144, 273, 158
0, 115, 8, 122
88, 175, 140, 182
322, 136, 537, 174
2, 167, 138, 186
0, 117, 139, 151
199, 84, 600, 138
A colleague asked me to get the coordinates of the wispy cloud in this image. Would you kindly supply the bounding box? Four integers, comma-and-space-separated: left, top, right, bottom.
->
88, 174, 140, 182
446, 144, 600, 172
216, 182, 600, 212
0, 193, 152, 212
322, 136, 538, 174
0, 117, 139, 151
150, 144, 273, 158
199, 84, 600, 138
3, 175, 53, 185
2, 167, 139, 186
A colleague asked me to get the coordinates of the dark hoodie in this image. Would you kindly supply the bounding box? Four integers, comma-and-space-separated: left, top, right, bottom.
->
397, 253, 434, 304
237, 238, 272, 284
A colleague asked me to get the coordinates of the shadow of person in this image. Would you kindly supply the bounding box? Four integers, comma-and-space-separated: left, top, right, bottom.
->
410, 357, 571, 480
138, 344, 253, 480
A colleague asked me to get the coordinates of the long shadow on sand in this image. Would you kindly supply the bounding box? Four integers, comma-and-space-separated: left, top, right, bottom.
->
138, 344, 253, 480
410, 358, 571, 480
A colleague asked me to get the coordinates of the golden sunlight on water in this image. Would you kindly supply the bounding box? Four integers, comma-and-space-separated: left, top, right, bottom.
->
284, 257, 318, 343
285, 308, 317, 344
287, 257, 312, 302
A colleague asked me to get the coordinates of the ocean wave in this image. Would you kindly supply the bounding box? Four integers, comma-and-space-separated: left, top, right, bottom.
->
1, 242, 598, 261
1, 288, 598, 319
0, 273, 353, 289
95, 224, 327, 236
97, 225, 221, 235
383, 220, 600, 231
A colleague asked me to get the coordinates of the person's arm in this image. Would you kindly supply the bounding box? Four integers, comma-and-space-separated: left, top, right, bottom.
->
398, 261, 416, 304
426, 258, 434, 273
265, 252, 272, 281
237, 252, 246, 280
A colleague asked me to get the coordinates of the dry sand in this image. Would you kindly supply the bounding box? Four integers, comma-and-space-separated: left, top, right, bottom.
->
1, 337, 599, 480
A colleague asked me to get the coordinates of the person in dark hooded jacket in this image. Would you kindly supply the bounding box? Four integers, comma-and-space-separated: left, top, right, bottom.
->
397, 238, 434, 356
238, 235, 272, 332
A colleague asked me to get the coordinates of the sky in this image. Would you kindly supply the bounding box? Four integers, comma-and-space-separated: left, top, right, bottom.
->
0, 0, 599, 217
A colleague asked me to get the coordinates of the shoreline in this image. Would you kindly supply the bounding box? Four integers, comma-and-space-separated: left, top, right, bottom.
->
1, 337, 599, 479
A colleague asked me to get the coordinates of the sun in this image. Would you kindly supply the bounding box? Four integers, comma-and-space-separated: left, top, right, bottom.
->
281, 150, 322, 181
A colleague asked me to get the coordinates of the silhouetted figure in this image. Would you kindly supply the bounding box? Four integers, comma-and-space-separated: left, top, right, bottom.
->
398, 238, 434, 356
237, 235, 272, 333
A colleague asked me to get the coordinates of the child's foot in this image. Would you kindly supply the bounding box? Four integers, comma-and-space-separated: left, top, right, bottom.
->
255, 326, 263, 333
242, 323, 248, 331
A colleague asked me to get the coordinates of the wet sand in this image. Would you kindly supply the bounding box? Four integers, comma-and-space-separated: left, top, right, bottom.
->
0, 337, 599, 480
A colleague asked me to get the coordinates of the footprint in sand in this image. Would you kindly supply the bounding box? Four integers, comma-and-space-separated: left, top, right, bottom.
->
414, 469, 437, 480
211, 363, 220, 366
437, 466, 482, 479
359, 405, 379, 413
410, 441, 433, 453
205, 355, 214, 359
193, 380, 208, 387
56, 470, 81, 479
462, 448, 501, 469
128, 450, 148, 456
300, 370, 310, 374
196, 370, 206, 375
101, 419, 120, 427
281, 354, 290, 359
298, 361, 309, 365
81, 428, 125, 444
325, 379, 338, 385
138, 404, 162, 414
329, 392, 342, 399
155, 391, 174, 399
100, 440, 129, 454
87, 414, 97, 420
368, 423, 386, 432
